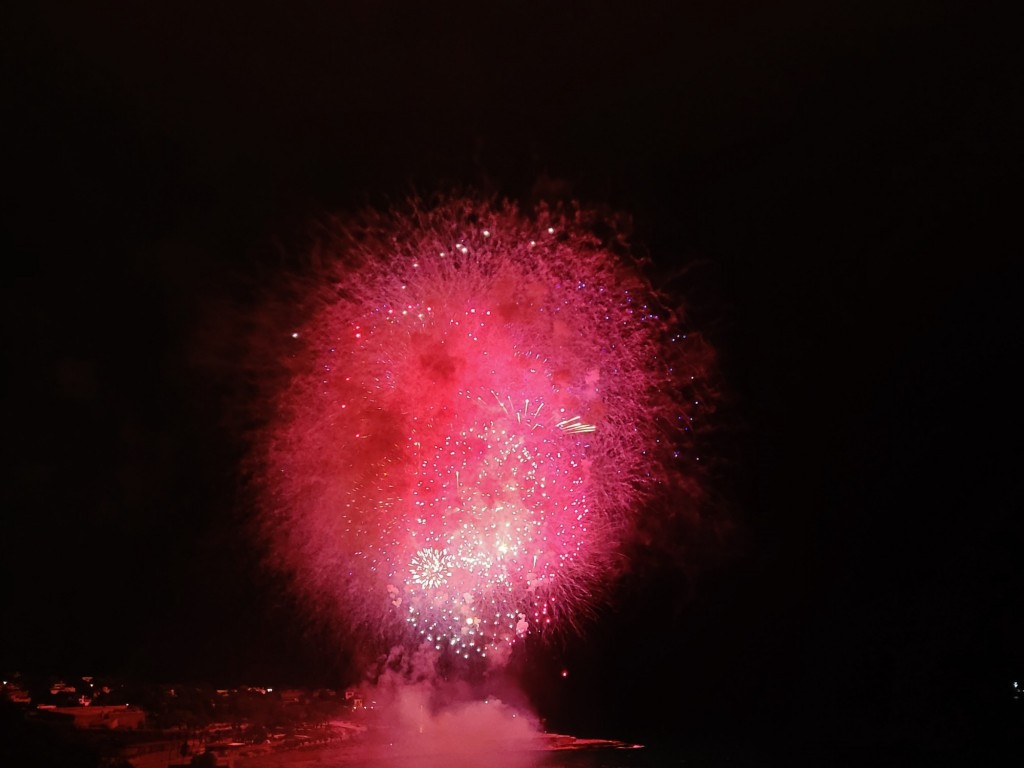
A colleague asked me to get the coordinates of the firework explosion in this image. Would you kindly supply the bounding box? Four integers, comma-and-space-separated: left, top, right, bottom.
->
251, 196, 715, 664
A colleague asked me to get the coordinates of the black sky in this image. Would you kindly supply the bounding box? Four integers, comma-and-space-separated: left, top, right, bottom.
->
3, 1, 1020, 760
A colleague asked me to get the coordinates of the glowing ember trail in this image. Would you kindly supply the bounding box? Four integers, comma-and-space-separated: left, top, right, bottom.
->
251, 196, 715, 663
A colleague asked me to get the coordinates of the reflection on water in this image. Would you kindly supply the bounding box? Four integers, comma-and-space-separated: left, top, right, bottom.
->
236, 741, 683, 768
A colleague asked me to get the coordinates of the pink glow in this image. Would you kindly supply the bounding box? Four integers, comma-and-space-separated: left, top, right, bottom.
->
250, 196, 716, 664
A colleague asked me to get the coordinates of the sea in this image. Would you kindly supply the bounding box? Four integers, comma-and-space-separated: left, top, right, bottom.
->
229, 740, 760, 768
236, 746, 659, 768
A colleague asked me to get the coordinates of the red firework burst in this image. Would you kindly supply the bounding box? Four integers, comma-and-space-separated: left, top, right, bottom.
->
249, 195, 716, 663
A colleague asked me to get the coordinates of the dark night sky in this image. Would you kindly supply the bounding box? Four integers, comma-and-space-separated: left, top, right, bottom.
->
3, 0, 1020, 759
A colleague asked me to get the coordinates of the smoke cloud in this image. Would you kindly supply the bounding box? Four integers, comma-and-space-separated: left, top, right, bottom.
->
356, 644, 548, 768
